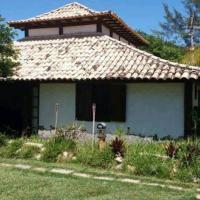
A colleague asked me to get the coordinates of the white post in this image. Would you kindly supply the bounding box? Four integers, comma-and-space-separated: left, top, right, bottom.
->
92, 103, 96, 150
55, 103, 59, 133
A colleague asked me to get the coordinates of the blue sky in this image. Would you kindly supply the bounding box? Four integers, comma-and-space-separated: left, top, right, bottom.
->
0, 0, 184, 39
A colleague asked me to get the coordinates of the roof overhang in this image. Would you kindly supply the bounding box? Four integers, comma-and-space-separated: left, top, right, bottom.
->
9, 12, 148, 46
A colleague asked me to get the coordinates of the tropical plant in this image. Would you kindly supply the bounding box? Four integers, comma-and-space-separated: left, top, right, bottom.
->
42, 136, 76, 162
164, 141, 179, 158
110, 137, 126, 157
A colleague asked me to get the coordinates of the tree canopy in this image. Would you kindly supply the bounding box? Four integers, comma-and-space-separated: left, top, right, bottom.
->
158, 0, 200, 49
139, 32, 185, 63
0, 15, 18, 78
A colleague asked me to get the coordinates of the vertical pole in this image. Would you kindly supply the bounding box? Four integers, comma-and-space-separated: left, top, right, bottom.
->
92, 103, 96, 151
55, 103, 59, 134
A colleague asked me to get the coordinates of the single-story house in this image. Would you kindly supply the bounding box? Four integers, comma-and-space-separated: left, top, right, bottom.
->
2, 2, 200, 137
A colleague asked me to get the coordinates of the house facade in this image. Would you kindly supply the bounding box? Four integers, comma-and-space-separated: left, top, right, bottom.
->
2, 2, 200, 137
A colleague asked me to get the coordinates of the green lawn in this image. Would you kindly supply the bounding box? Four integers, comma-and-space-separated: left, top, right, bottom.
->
0, 166, 196, 200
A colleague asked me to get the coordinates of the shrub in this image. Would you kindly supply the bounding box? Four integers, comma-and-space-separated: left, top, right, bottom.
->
164, 141, 179, 158
18, 145, 41, 159
1, 139, 23, 158
0, 133, 7, 147
76, 142, 114, 168
56, 123, 85, 140
124, 143, 173, 178
110, 137, 126, 157
42, 136, 76, 162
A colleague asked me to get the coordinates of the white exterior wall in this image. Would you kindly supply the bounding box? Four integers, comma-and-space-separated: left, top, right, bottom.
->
102, 25, 110, 36
126, 83, 184, 138
63, 24, 96, 34
29, 28, 59, 36
39, 83, 75, 129
39, 83, 184, 138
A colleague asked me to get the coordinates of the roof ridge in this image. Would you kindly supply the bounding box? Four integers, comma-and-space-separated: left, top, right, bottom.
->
20, 2, 101, 22
102, 35, 200, 71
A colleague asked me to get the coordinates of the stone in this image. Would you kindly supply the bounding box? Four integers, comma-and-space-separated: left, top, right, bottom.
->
50, 168, 74, 175
35, 154, 42, 160
115, 156, 123, 164
73, 173, 91, 178
120, 178, 140, 184
33, 167, 46, 172
25, 142, 43, 148
127, 165, 136, 172
93, 176, 114, 181
15, 164, 31, 170
115, 164, 123, 170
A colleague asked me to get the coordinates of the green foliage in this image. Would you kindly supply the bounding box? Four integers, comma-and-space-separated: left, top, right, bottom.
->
42, 136, 76, 162
1, 139, 23, 158
18, 146, 41, 159
158, 0, 200, 47
76, 143, 114, 168
0, 15, 18, 77
0, 133, 7, 147
139, 32, 185, 62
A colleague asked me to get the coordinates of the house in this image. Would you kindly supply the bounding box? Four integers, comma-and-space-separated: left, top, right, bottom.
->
2, 2, 200, 137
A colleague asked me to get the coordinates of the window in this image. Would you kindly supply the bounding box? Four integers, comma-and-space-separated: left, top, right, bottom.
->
76, 83, 126, 122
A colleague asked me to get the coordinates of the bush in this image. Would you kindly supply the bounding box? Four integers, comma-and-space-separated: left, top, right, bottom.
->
1, 139, 23, 158
18, 145, 41, 159
124, 143, 173, 178
164, 141, 179, 158
42, 136, 76, 162
76, 142, 114, 168
0, 133, 7, 147
56, 123, 85, 140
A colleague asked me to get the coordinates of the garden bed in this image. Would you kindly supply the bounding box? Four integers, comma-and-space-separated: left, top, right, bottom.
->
0, 126, 199, 183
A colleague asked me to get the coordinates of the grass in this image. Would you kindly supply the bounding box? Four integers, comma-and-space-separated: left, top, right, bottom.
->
0, 166, 196, 200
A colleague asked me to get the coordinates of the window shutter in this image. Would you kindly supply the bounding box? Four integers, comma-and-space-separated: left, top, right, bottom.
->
76, 84, 93, 121
110, 84, 126, 122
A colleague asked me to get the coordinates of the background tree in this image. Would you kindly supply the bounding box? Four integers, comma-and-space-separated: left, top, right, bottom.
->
0, 15, 18, 78
158, 0, 200, 49
139, 32, 185, 63
182, 46, 200, 65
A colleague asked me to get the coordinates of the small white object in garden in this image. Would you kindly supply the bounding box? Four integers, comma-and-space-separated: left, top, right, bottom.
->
50, 168, 74, 175
15, 164, 31, 169
115, 155, 123, 163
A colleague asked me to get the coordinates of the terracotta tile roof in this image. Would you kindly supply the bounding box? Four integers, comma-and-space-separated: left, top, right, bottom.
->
11, 33, 200, 81
9, 2, 105, 24
9, 2, 148, 46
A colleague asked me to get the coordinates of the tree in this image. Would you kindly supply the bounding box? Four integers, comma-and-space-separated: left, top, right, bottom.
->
158, 0, 200, 49
139, 32, 185, 63
182, 46, 200, 65
0, 15, 18, 78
